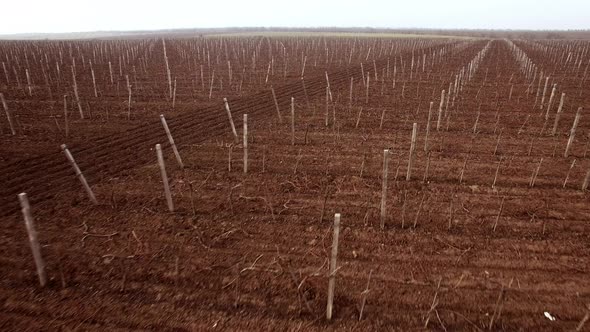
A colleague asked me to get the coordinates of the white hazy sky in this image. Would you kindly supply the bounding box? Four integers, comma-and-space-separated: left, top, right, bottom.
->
1, 0, 588, 34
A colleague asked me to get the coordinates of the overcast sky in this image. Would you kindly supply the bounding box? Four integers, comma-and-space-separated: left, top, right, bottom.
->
1, 0, 588, 34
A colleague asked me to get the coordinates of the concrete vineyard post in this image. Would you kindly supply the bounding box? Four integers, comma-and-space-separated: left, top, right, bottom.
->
459, 156, 468, 184
564, 159, 576, 188
0, 93, 16, 135
355, 107, 363, 128
243, 114, 248, 174
160, 114, 184, 169
407, 123, 417, 181
291, 97, 295, 145
379, 108, 386, 129
156, 144, 174, 212
380, 149, 390, 230
493, 196, 506, 232
365, 75, 370, 104
228, 60, 233, 85
108, 61, 113, 84
540, 77, 549, 110
360, 63, 366, 85
325, 87, 329, 127
325, 71, 332, 102
529, 158, 543, 187
223, 98, 239, 144
163, 39, 172, 100
301, 55, 306, 78
209, 71, 215, 100
90, 63, 97, 98
551, 93, 565, 135
61, 144, 98, 204
270, 87, 282, 123
301, 79, 310, 109
18, 193, 46, 287
63, 95, 69, 138
349, 77, 353, 110
228, 145, 233, 172
126, 75, 132, 119
25, 69, 32, 96
494, 129, 503, 156
582, 166, 590, 191
423, 153, 431, 182
200, 64, 204, 91
71, 66, 84, 119
326, 213, 341, 321
172, 78, 177, 109
492, 157, 503, 188
424, 101, 433, 152
2, 62, 9, 84
436, 90, 445, 131
565, 107, 582, 158
545, 84, 557, 120
473, 108, 481, 133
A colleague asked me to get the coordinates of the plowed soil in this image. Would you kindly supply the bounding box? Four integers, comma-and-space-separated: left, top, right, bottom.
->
1, 37, 589, 331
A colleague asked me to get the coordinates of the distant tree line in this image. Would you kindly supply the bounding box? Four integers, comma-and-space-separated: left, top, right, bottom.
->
186, 27, 590, 40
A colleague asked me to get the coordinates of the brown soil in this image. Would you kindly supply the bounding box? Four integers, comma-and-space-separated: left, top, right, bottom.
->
1, 37, 589, 331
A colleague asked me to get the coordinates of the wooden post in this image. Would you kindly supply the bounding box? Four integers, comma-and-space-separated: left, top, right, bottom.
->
61, 144, 98, 204
223, 98, 239, 143
424, 101, 433, 152
0, 93, 16, 135
565, 107, 582, 158
407, 123, 417, 181
326, 213, 341, 321
160, 114, 184, 169
291, 97, 295, 145
380, 149, 390, 230
156, 144, 174, 212
18, 193, 47, 287
270, 87, 282, 123
243, 114, 248, 174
